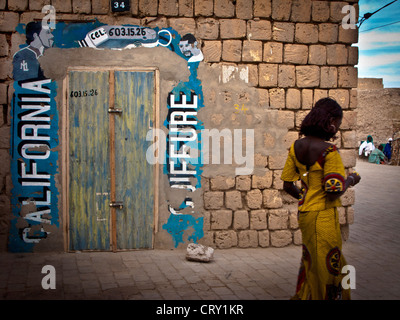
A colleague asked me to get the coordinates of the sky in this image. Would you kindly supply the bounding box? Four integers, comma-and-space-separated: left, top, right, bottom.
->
357, 0, 400, 88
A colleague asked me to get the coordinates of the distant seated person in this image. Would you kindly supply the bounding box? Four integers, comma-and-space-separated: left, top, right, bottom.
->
368, 145, 387, 164
383, 138, 393, 161
359, 135, 375, 158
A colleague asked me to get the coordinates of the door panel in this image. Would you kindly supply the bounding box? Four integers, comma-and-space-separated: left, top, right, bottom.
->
114, 71, 155, 249
68, 69, 155, 251
68, 71, 111, 251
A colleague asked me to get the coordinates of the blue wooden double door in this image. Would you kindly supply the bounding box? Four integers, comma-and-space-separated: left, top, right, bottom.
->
68, 69, 156, 251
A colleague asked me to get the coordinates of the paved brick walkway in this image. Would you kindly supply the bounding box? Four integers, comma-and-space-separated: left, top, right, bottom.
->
0, 160, 399, 300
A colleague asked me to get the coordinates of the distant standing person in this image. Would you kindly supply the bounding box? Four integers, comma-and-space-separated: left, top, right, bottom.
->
281, 98, 361, 300
383, 138, 393, 162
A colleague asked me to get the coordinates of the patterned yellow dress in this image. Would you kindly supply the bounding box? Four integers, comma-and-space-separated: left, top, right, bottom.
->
281, 142, 350, 300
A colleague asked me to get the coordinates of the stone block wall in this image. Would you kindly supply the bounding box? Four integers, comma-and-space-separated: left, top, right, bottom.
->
0, 0, 359, 251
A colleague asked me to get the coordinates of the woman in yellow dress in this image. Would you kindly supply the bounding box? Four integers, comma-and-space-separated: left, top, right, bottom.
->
281, 98, 361, 300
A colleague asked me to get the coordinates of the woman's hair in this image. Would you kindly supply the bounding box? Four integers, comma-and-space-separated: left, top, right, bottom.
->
300, 98, 343, 141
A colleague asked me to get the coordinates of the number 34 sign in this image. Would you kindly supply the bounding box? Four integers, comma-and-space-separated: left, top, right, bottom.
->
111, 0, 130, 12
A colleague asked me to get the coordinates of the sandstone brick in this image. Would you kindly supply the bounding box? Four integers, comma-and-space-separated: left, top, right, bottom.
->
28, 0, 51, 11
284, 44, 308, 64
257, 88, 269, 108
0, 12, 19, 32
309, 45, 327, 65
278, 65, 296, 88
312, 1, 330, 22
263, 42, 283, 63
254, 0, 271, 17
259, 63, 278, 88
9, 0, 28, 10
242, 40, 263, 62
270, 230, 292, 247
283, 131, 299, 149
319, 23, 339, 43
204, 191, 224, 209
327, 44, 348, 65
203, 41, 222, 62
252, 170, 273, 189
338, 206, 346, 225
295, 23, 318, 44
159, 0, 179, 16
245, 63, 259, 87
263, 189, 283, 208
272, 22, 295, 43
0, 34, 8, 57
341, 187, 355, 206
341, 110, 357, 130
339, 24, 358, 44
293, 229, 302, 245
250, 209, 267, 230
202, 210, 211, 231
258, 230, 270, 247
211, 209, 233, 229
225, 190, 243, 210
236, 0, 253, 20
274, 110, 295, 129
329, 89, 349, 109
139, 0, 158, 15
296, 66, 320, 88
348, 46, 359, 65
169, 18, 196, 35
90, 0, 109, 14
268, 208, 288, 229
247, 20, 272, 40
302, 89, 313, 109
222, 40, 242, 62
238, 230, 258, 248
338, 66, 358, 88
51, 0, 72, 13
288, 208, 299, 228
236, 175, 251, 191
321, 67, 338, 89
330, 1, 348, 23
313, 89, 328, 104
214, 0, 235, 18
349, 89, 357, 109
0, 83, 7, 104
194, 0, 213, 16
72, 0, 91, 13
295, 110, 309, 129
347, 206, 354, 225
233, 210, 249, 229
196, 18, 219, 39
0, 58, 12, 80
291, 0, 311, 22
269, 88, 285, 109
210, 176, 235, 191
215, 230, 237, 248
339, 149, 357, 168
246, 189, 263, 209
179, 0, 194, 17
254, 153, 268, 168
272, 0, 292, 21
286, 88, 301, 109
263, 132, 276, 149
199, 231, 215, 247
220, 19, 247, 39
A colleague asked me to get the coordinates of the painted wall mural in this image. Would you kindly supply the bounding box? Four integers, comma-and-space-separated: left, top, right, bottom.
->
10, 14, 205, 251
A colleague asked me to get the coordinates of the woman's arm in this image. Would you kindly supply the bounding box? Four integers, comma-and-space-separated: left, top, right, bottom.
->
283, 181, 301, 200
326, 172, 361, 202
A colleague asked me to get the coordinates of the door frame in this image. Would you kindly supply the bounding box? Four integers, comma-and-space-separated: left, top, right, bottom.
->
62, 66, 160, 252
